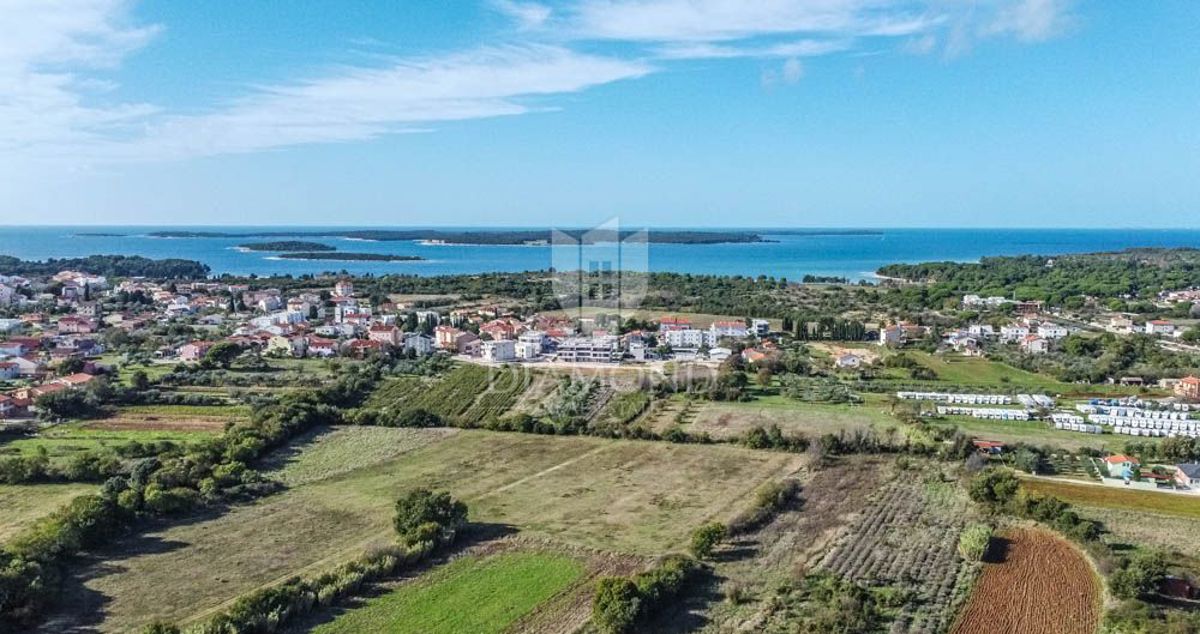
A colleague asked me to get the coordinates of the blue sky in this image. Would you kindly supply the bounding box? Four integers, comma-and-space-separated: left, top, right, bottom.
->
1, 0, 1197, 227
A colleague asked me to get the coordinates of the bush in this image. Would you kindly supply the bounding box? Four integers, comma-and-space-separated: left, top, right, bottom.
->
393, 489, 467, 546
957, 523, 993, 561
591, 555, 698, 634
1109, 551, 1167, 600
689, 522, 726, 559
592, 577, 641, 634
968, 469, 1020, 508
728, 479, 802, 535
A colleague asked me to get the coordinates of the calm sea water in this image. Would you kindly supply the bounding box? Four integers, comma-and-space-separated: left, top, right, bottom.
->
2, 226, 1199, 281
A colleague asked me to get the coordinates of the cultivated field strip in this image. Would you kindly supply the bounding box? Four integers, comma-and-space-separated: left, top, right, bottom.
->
950, 527, 1101, 634
818, 477, 971, 634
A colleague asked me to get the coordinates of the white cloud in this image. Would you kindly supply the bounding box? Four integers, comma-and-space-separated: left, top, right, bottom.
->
0, 0, 160, 154
569, 0, 936, 42
782, 57, 805, 83
986, 0, 1074, 42
656, 38, 851, 60
0, 0, 1079, 166
561, 0, 1074, 59
111, 45, 651, 161
492, 0, 554, 30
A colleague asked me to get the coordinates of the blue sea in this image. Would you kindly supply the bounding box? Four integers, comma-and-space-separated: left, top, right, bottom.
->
2, 226, 1200, 281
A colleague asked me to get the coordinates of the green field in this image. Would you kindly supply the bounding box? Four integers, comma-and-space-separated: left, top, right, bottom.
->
53, 427, 801, 631
906, 351, 1069, 391
683, 395, 908, 440
1022, 478, 1200, 520
0, 483, 96, 541
929, 416, 1136, 452
1, 422, 213, 463
311, 551, 585, 634
117, 404, 251, 418
365, 365, 531, 425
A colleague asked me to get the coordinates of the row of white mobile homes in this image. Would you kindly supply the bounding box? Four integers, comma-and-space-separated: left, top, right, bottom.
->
1017, 394, 1055, 408
1077, 404, 1193, 421
1112, 426, 1199, 438
1050, 412, 1085, 425
1091, 415, 1200, 434
937, 406, 1031, 420
898, 392, 1012, 404
1053, 421, 1103, 434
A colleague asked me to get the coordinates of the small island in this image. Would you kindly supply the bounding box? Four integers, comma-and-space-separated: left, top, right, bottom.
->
239, 241, 335, 252
275, 252, 425, 262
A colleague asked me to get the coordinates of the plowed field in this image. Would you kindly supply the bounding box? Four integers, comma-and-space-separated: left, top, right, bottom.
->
951, 527, 1100, 634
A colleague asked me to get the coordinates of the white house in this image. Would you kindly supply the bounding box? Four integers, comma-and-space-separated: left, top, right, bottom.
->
403, 333, 434, 356
751, 319, 771, 337
967, 324, 995, 338
1000, 324, 1030, 343
1036, 323, 1069, 340
482, 339, 516, 362
1146, 320, 1177, 336
710, 320, 749, 341
664, 328, 709, 349
556, 336, 621, 363
0, 284, 14, 306
878, 325, 902, 347
1020, 335, 1050, 354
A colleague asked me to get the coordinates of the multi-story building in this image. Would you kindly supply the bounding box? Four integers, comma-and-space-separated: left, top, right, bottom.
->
556, 336, 621, 363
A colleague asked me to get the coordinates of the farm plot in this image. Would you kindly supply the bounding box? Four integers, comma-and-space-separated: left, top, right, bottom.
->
950, 527, 1101, 634
0, 483, 96, 542
682, 457, 891, 633
817, 476, 975, 634
1021, 478, 1200, 520
686, 397, 902, 441
46, 429, 800, 631
308, 549, 586, 634
365, 365, 532, 425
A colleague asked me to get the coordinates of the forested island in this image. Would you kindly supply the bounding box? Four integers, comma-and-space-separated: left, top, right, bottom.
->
0, 254, 209, 279
147, 229, 772, 244
275, 252, 425, 262
239, 241, 335, 252
877, 248, 1200, 304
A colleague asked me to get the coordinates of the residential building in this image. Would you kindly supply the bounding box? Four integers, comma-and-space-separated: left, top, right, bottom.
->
967, 324, 995, 338
1037, 323, 1069, 339
710, 320, 749, 341
1146, 320, 1177, 336
878, 325, 902, 347
1020, 335, 1050, 354
435, 325, 462, 350
482, 339, 516, 362
1106, 315, 1136, 334
179, 341, 213, 362
658, 316, 692, 332
1104, 455, 1140, 479
367, 325, 401, 347
556, 336, 621, 363
455, 333, 482, 356
1176, 376, 1200, 401
0, 361, 19, 380
306, 336, 339, 357
1175, 464, 1200, 490
751, 319, 771, 337
333, 279, 355, 297
1000, 324, 1030, 342
664, 328, 708, 349
403, 333, 433, 356
57, 315, 96, 334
